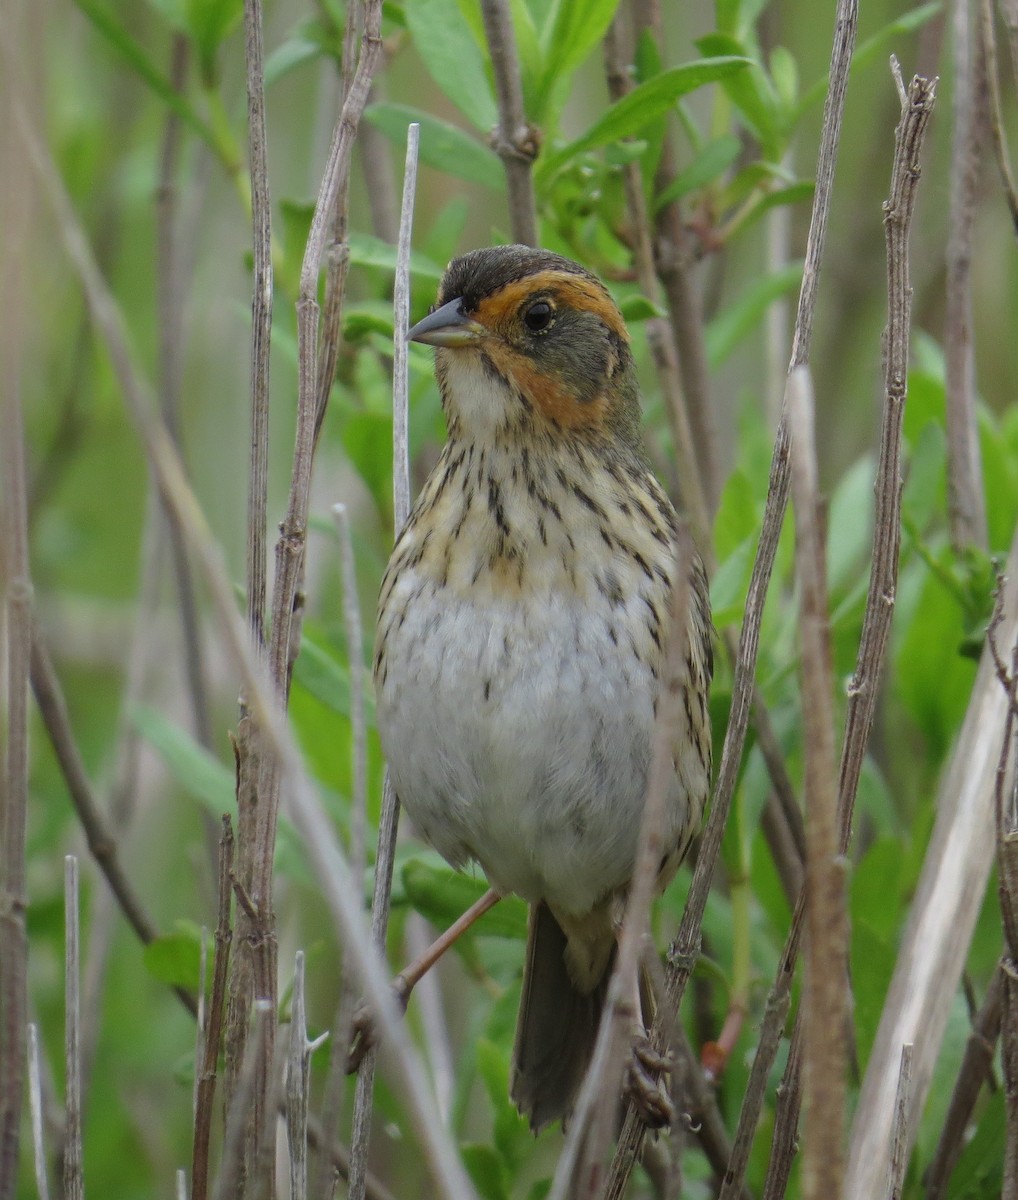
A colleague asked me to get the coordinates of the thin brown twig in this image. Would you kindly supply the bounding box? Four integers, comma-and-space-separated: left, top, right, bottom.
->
945, 0, 989, 551
602, 4, 859, 1192
28, 633, 199, 1014
788, 366, 847, 1200
479, 0, 538, 245
763, 65, 938, 1200
63, 858, 84, 1200
924, 963, 1004, 1198
243, 0, 272, 649
15, 77, 470, 1200
838, 62, 938, 848
192, 817, 235, 1200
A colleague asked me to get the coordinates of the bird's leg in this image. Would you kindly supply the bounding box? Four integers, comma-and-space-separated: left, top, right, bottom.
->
346, 887, 501, 1072
622, 947, 676, 1128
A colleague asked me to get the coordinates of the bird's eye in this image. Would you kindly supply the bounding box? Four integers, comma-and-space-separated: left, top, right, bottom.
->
523, 300, 554, 333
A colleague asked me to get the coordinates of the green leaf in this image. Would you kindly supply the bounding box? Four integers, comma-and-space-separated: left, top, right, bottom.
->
143, 920, 204, 990
618, 294, 665, 322
532, 0, 620, 122
711, 536, 754, 629
404, 0, 497, 130
186, 0, 243, 84
364, 103, 502, 189
401, 858, 528, 939
696, 34, 782, 156
264, 31, 326, 86
798, 2, 942, 113
654, 135, 741, 210
74, 0, 226, 160
462, 1143, 509, 1200
827, 453, 874, 594
132, 705, 235, 815
292, 634, 377, 724
537, 57, 751, 183
476, 1038, 532, 1169
346, 231, 445, 281
769, 45, 798, 113
704, 261, 803, 368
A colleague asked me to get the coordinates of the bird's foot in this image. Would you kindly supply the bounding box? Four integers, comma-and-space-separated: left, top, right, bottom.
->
624, 1035, 675, 1129
344, 973, 412, 1074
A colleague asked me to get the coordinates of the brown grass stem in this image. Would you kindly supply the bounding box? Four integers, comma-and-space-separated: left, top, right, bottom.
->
480, 0, 538, 245
62, 858, 84, 1200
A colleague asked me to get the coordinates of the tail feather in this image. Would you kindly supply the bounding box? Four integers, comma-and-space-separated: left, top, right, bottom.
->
510, 902, 614, 1131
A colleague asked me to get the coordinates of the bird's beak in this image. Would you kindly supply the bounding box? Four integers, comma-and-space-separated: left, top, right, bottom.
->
408, 297, 485, 347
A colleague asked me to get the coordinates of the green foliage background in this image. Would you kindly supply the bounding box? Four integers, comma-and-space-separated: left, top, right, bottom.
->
9, 0, 1018, 1196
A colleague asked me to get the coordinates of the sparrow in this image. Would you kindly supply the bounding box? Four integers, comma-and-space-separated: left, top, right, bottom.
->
373, 245, 713, 1131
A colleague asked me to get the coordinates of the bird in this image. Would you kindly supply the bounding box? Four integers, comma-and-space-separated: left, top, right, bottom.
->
373, 245, 713, 1131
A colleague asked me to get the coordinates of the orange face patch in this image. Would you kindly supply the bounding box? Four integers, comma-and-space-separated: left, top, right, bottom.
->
472, 271, 629, 344
478, 338, 609, 430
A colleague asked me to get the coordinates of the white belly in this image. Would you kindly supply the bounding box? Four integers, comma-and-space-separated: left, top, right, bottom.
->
375, 575, 693, 916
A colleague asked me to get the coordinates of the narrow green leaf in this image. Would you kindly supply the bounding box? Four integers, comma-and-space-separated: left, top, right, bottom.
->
132, 705, 235, 814
264, 34, 325, 86
537, 57, 751, 183
533, 0, 620, 121
364, 103, 502, 189
618, 294, 666, 322
704, 260, 803, 368
696, 34, 781, 155
404, 0, 497, 130
461, 1144, 509, 1200
654, 135, 741, 210
347, 231, 445, 281
74, 0, 225, 158
185, 0, 243, 84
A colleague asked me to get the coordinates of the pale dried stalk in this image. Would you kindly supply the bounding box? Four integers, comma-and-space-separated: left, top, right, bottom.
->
17, 70, 472, 1200
887, 1044, 914, 1200
788, 366, 847, 1200
348, 117, 419, 1200
27, 1025, 51, 1200
754, 65, 937, 1200
287, 952, 327, 1200
945, 0, 989, 551
480, 0, 538, 245
603, 3, 859, 1192
64, 857, 84, 1200
243, 0, 272, 647
843, 521, 1018, 1196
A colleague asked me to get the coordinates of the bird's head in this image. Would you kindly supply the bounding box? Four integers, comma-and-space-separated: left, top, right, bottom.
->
409, 246, 643, 451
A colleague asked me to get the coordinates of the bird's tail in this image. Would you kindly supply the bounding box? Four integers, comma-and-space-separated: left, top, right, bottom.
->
509, 901, 615, 1132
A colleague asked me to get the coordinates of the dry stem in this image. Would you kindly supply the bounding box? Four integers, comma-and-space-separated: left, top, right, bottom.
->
602, 3, 859, 1192
789, 366, 847, 1200
63, 858, 84, 1200
480, 0, 538, 245
945, 0, 989, 551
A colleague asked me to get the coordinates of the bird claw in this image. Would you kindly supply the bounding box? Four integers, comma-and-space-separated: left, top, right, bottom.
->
624, 1036, 675, 1129
344, 974, 412, 1074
